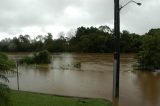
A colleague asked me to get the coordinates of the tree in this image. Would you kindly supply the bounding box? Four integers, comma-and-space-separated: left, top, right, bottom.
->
136, 29, 160, 70
52, 35, 68, 52
69, 26, 114, 53
0, 38, 11, 52
19, 35, 31, 51
99, 25, 112, 34
20, 50, 51, 64
31, 35, 45, 51
10, 37, 20, 52
44, 33, 54, 51
120, 30, 142, 53
0, 52, 15, 105
33, 50, 51, 64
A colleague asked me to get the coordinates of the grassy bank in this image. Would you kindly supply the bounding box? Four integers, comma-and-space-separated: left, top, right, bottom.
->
9, 91, 111, 106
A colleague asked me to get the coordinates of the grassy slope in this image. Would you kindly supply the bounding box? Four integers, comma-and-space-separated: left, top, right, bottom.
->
10, 91, 111, 106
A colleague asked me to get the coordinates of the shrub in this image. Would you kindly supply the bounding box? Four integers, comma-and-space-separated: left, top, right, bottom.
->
135, 33, 160, 70
20, 50, 51, 64
33, 50, 51, 64
73, 61, 81, 69
20, 56, 34, 64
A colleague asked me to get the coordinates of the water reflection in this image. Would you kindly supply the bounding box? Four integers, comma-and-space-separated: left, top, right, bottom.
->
34, 65, 50, 77
112, 98, 119, 106
134, 71, 160, 106
22, 65, 50, 77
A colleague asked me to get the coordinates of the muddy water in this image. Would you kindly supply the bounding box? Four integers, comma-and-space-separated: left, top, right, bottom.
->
8, 53, 160, 106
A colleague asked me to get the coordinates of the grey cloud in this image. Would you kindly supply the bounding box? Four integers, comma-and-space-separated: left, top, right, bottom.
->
120, 0, 160, 34
0, 0, 159, 39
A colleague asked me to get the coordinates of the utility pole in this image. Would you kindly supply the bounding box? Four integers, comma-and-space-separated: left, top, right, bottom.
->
113, 0, 141, 98
113, 0, 120, 98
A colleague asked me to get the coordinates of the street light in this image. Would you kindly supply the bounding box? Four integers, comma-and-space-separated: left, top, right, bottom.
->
113, 0, 141, 98
120, 0, 142, 10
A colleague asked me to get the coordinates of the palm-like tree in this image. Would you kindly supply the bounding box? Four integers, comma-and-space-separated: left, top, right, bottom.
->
0, 52, 15, 105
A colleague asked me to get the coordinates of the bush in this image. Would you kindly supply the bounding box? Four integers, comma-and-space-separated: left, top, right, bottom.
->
135, 32, 160, 70
73, 62, 81, 69
33, 50, 51, 64
20, 50, 51, 64
20, 56, 34, 64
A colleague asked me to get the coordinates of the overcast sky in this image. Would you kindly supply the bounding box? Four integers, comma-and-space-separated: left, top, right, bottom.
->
0, 0, 160, 39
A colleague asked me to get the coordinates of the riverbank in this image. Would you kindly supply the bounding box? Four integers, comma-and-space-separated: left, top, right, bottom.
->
10, 90, 112, 106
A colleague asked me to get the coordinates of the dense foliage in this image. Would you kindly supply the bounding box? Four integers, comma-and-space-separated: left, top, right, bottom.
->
20, 50, 51, 64
136, 29, 160, 70
0, 52, 15, 105
0, 25, 142, 53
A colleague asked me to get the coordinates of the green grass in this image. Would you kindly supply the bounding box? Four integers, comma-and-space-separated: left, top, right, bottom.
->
9, 91, 111, 106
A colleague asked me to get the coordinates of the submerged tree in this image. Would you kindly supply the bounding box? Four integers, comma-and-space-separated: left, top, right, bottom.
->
20, 50, 51, 64
136, 29, 160, 70
33, 50, 51, 64
0, 52, 15, 105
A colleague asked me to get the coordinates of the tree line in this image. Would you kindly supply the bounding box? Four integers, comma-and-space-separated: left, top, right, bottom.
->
0, 25, 159, 53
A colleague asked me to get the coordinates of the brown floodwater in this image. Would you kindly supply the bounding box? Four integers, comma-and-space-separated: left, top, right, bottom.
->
7, 53, 160, 106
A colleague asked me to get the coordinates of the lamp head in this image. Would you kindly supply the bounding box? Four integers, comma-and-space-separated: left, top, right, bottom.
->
137, 3, 142, 6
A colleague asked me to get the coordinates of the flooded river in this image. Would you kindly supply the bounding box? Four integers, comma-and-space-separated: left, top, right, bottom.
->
8, 53, 160, 106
